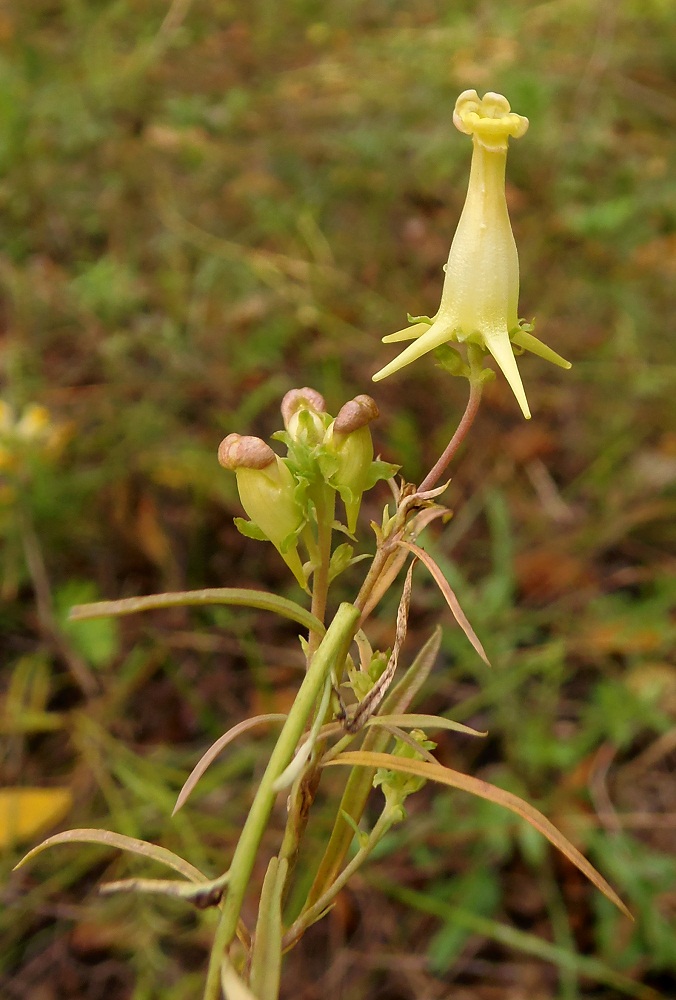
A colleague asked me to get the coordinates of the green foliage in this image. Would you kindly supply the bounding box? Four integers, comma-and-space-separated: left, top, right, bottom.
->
55, 580, 121, 669
3, 0, 675, 997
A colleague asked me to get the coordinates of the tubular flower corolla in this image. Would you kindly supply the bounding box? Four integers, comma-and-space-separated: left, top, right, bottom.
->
373, 90, 571, 419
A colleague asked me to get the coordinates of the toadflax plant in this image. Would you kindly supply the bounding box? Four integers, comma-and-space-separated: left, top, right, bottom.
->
16, 90, 629, 999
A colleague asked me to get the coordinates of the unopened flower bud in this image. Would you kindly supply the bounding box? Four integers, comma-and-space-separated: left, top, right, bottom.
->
218, 433, 276, 470
280, 387, 327, 445
333, 394, 379, 434
323, 396, 378, 533
218, 433, 306, 588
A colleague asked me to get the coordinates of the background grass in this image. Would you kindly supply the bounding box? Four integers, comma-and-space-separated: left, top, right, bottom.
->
2, 1, 676, 998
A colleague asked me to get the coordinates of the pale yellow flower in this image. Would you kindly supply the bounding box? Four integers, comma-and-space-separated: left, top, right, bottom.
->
373, 90, 570, 419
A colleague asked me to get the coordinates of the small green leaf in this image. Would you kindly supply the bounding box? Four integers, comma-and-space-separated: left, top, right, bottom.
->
339, 808, 368, 848
328, 542, 354, 582
363, 460, 400, 490
55, 581, 120, 668
233, 517, 268, 541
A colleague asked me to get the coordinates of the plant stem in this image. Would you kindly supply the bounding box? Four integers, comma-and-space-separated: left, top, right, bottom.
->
303, 721, 393, 909
283, 806, 396, 950
353, 360, 484, 622
307, 486, 335, 662
418, 360, 484, 494
203, 602, 360, 1000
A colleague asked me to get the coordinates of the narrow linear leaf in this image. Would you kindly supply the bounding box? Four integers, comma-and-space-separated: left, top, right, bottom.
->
374, 724, 439, 764
325, 752, 631, 920
249, 857, 287, 1000
272, 680, 331, 792
344, 562, 415, 733
398, 541, 490, 665
221, 957, 259, 1000
70, 587, 323, 635
14, 828, 206, 883
304, 628, 442, 910
366, 714, 486, 738
174, 714, 287, 814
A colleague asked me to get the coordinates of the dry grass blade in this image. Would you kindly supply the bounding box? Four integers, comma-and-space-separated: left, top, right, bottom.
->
100, 870, 230, 908
366, 713, 487, 737
14, 828, 206, 883
343, 561, 415, 733
398, 540, 489, 665
381, 626, 442, 716
173, 714, 287, 814
326, 751, 632, 920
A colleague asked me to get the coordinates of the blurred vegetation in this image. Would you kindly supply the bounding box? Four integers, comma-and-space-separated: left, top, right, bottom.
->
1, 0, 675, 998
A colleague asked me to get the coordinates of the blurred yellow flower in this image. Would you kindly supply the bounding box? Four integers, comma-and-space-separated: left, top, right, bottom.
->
0, 401, 68, 474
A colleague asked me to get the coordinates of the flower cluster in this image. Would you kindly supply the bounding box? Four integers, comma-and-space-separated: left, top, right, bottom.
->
218, 389, 397, 588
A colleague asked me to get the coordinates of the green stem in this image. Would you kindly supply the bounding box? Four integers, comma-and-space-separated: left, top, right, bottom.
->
283, 806, 396, 950
203, 602, 360, 1000
307, 486, 335, 662
304, 722, 391, 909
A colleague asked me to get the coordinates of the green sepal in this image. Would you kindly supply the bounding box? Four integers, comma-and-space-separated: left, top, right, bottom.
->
233, 517, 268, 542
362, 459, 400, 491
332, 520, 357, 541
434, 344, 470, 378
279, 526, 303, 555
328, 543, 354, 583
407, 313, 434, 325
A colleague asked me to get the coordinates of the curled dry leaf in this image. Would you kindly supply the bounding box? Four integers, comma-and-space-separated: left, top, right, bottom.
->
398, 540, 490, 666
174, 714, 287, 814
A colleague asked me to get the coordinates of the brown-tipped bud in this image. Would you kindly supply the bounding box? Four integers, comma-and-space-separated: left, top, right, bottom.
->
334, 395, 379, 435
280, 387, 327, 446
218, 433, 276, 471
280, 387, 326, 429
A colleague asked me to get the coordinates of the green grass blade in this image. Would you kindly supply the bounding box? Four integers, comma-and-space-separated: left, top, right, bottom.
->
377, 880, 657, 1000
69, 587, 323, 634
14, 828, 206, 883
